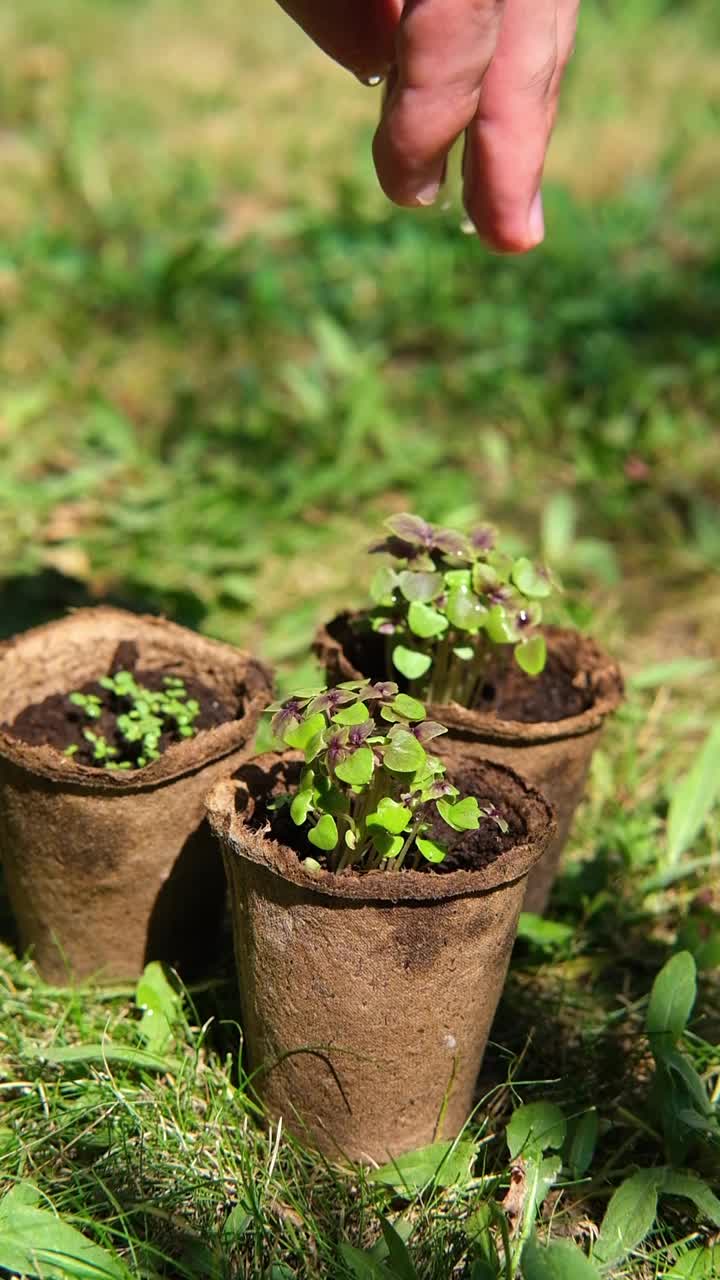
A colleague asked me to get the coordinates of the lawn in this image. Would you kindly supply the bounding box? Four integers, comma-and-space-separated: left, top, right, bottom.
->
0, 0, 719, 1276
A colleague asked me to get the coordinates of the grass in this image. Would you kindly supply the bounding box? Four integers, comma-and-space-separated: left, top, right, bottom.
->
1, 0, 719, 1275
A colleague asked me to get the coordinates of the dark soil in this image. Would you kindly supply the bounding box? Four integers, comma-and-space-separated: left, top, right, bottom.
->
4, 641, 241, 769
329, 616, 592, 723
239, 759, 524, 877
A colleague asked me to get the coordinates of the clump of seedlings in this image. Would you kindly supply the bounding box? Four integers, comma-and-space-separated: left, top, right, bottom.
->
361, 512, 559, 704
268, 680, 508, 874
67, 671, 200, 769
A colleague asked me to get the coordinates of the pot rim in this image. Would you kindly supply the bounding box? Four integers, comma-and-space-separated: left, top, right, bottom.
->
316, 615, 624, 746
206, 749, 556, 904
0, 606, 273, 793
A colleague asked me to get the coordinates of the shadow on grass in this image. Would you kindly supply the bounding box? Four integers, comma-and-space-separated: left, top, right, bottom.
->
0, 569, 208, 641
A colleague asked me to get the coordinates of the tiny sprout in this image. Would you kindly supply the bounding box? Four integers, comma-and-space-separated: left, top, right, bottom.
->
66, 670, 200, 770
363, 512, 559, 706
268, 682, 507, 874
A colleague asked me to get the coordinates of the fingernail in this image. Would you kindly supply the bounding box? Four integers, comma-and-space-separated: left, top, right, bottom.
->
529, 190, 545, 244
414, 179, 440, 207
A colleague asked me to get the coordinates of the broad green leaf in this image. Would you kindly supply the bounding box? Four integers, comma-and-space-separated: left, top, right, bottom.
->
666, 724, 720, 866
507, 1102, 566, 1159
397, 569, 443, 603
511, 557, 552, 598
336, 747, 375, 787
415, 836, 448, 864
371, 1140, 475, 1194
453, 645, 474, 661
384, 731, 426, 774
30, 1044, 177, 1073
333, 701, 370, 726
370, 566, 398, 606
659, 1170, 720, 1226
446, 585, 486, 632
516, 913, 574, 951
290, 788, 314, 825
408, 601, 448, 639
522, 1235, 602, 1280
485, 605, 519, 645
565, 1110, 599, 1178
593, 1169, 660, 1266
221, 1204, 252, 1241
391, 694, 426, 721
465, 1202, 501, 1272
379, 1216, 418, 1280
284, 712, 326, 752
436, 796, 480, 832
308, 814, 338, 851
665, 1245, 720, 1277
367, 798, 412, 835
371, 831, 405, 860
338, 1243, 388, 1280
0, 1183, 129, 1280
515, 634, 547, 676
392, 646, 432, 681
646, 952, 696, 1056
135, 962, 181, 1054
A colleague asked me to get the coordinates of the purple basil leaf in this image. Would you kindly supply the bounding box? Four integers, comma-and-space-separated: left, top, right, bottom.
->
469, 525, 496, 552
432, 527, 471, 557
412, 720, 449, 743
385, 512, 434, 546
270, 699, 303, 739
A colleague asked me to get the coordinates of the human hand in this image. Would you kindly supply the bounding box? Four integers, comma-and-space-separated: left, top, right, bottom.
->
276, 0, 579, 253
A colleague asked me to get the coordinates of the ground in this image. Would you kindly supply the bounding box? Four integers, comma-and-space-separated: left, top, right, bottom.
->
0, 0, 719, 1276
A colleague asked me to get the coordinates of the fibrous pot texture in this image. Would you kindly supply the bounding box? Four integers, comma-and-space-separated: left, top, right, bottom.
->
207, 748, 555, 1164
0, 607, 272, 983
315, 617, 623, 914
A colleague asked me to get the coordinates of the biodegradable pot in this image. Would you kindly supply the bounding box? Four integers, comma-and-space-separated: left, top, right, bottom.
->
0, 607, 272, 984
207, 749, 555, 1164
315, 616, 623, 915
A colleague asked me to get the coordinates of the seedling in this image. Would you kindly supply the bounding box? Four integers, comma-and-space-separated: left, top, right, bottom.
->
268, 680, 507, 874
68, 671, 200, 769
361, 512, 559, 704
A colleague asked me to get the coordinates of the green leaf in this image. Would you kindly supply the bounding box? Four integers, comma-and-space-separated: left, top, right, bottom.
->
516, 913, 574, 951
445, 585, 486, 632
367, 798, 412, 835
484, 605, 519, 645
338, 1243, 388, 1280
372, 1140, 475, 1194
565, 1110, 599, 1178
522, 1236, 602, 1280
370, 566, 398, 606
658, 1170, 720, 1226
335, 746, 375, 787
665, 1245, 720, 1277
407, 601, 448, 639
465, 1201, 501, 1271
666, 725, 720, 866
371, 831, 405, 860
507, 1102, 566, 1159
30, 1044, 177, 1073
379, 1216, 418, 1280
391, 694, 426, 721
0, 1182, 129, 1280
290, 789, 314, 825
452, 645, 474, 661
415, 836, 448, 864
333, 701, 370, 725
397, 570, 443, 603
284, 712, 326, 751
308, 814, 338, 851
515, 634, 547, 676
593, 1169, 660, 1267
646, 951, 696, 1057
384, 731, 426, 774
135, 962, 181, 1054
222, 1204, 252, 1241
392, 646, 432, 681
436, 796, 481, 832
511, 557, 552, 598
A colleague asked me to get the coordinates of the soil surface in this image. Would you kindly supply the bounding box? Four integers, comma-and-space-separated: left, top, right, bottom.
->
4, 640, 241, 769
241, 759, 525, 877
331, 618, 593, 723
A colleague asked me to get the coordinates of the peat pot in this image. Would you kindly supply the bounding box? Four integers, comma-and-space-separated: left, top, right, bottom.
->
316, 617, 623, 915
206, 749, 555, 1164
0, 607, 272, 983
